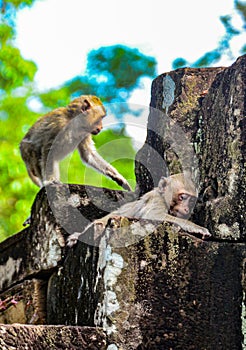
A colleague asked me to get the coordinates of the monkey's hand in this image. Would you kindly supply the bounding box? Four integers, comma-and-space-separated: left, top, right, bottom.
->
184, 223, 211, 240
199, 227, 211, 240
121, 179, 132, 192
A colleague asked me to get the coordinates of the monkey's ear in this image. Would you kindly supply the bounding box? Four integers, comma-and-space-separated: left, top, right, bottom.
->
81, 99, 91, 113
158, 176, 169, 192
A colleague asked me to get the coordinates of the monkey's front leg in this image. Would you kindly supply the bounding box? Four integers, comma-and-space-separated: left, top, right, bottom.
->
162, 214, 211, 240
91, 155, 132, 191
78, 143, 132, 191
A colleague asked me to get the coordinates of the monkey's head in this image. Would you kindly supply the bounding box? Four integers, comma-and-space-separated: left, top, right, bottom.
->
158, 173, 198, 219
67, 95, 106, 135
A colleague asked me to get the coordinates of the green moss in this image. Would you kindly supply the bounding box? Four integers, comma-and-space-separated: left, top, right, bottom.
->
178, 80, 200, 117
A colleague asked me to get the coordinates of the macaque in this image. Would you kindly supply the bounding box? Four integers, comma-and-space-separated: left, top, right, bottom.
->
67, 173, 211, 247
20, 95, 131, 191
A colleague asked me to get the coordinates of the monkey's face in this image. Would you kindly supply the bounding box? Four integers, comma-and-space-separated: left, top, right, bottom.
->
67, 95, 106, 135
158, 174, 198, 219
169, 192, 197, 219
82, 101, 106, 135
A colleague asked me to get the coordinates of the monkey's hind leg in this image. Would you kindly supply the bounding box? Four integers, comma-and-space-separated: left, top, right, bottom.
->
42, 159, 62, 186
26, 167, 43, 188
21, 169, 42, 226
66, 215, 111, 247
66, 215, 128, 248
66, 221, 96, 248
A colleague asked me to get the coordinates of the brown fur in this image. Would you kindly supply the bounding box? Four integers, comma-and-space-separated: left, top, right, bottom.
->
20, 95, 131, 190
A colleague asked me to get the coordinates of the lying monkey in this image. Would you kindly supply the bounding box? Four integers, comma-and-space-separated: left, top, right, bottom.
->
67, 173, 211, 247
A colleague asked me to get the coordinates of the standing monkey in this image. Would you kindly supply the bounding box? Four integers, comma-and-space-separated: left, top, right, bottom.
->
67, 173, 211, 247
20, 95, 132, 191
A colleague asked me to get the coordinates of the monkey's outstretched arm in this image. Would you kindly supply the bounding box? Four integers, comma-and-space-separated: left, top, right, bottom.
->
78, 138, 132, 191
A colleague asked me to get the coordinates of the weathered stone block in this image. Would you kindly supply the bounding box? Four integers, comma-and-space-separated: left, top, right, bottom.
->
0, 184, 132, 292
92, 219, 246, 350
0, 325, 107, 349
47, 240, 98, 326
0, 226, 63, 291
1, 55, 246, 350
0, 279, 46, 324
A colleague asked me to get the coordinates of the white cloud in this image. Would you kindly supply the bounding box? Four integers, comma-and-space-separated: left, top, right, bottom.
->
16, 0, 236, 93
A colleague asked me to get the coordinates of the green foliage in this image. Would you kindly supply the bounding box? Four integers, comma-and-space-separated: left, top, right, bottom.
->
172, 0, 246, 69
40, 45, 157, 110
0, 139, 37, 237
0, 45, 36, 91
192, 51, 222, 68
2, 0, 34, 8
0, 91, 40, 240
0, 23, 13, 42
0, 2, 37, 92
235, 0, 246, 21
86, 45, 156, 93
240, 44, 246, 53
172, 58, 188, 70
38, 87, 71, 109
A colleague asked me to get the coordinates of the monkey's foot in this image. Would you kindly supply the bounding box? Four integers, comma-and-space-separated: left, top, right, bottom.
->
23, 216, 31, 226
94, 215, 122, 233
66, 232, 81, 248
108, 215, 123, 227
43, 179, 63, 187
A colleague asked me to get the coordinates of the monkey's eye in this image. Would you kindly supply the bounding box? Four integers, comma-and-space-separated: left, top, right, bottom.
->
178, 194, 189, 201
